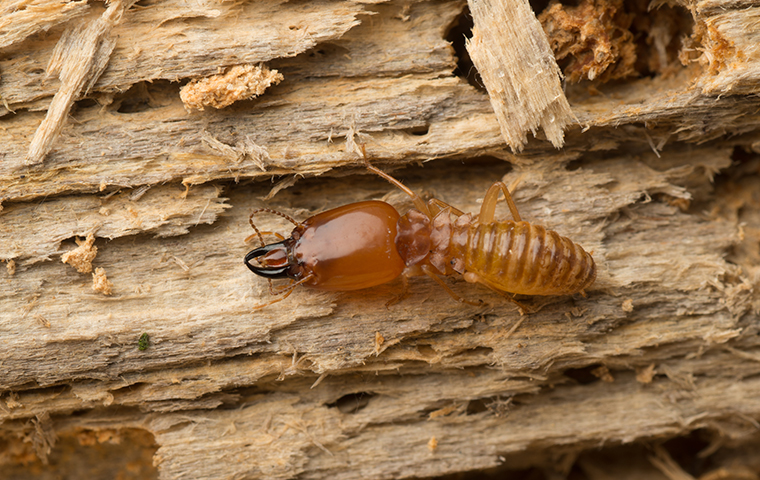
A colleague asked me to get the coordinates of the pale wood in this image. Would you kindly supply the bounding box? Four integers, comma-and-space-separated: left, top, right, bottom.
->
0, 0, 371, 115
2, 0, 760, 479
25, 0, 134, 166
467, 0, 575, 151
697, 0, 760, 95
0, 0, 89, 50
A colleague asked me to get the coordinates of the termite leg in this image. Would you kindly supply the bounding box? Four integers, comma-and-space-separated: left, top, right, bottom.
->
252, 286, 296, 311
479, 182, 522, 223
245, 231, 286, 244
385, 275, 411, 309
421, 265, 483, 307
269, 274, 314, 296
463, 272, 536, 315
252, 274, 315, 311
428, 198, 465, 217
261, 231, 287, 240
361, 145, 431, 218
503, 317, 527, 340
268, 279, 289, 296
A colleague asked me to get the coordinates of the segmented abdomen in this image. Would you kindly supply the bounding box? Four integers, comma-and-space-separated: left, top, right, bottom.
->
465, 221, 596, 296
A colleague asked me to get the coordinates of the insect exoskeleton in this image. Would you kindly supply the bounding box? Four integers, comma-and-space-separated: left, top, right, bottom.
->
398, 210, 597, 297
245, 201, 405, 304
245, 154, 596, 309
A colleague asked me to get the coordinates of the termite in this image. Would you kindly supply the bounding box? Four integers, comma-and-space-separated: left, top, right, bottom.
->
244, 153, 596, 310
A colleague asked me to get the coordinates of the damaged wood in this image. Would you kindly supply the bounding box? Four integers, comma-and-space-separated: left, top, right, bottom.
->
467, 0, 576, 151
2, 0, 760, 479
0, 0, 371, 115
25, 0, 134, 166
0, 0, 89, 50
0, 183, 228, 265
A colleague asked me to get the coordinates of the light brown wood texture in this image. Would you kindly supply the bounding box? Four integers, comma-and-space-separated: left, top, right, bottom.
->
24, 0, 135, 166
467, 0, 575, 151
2, 0, 760, 479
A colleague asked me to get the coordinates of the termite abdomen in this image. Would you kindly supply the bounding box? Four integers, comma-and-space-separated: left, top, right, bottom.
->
465, 222, 596, 296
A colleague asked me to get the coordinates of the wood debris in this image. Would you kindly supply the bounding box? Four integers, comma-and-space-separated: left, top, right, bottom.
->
91, 267, 113, 296
466, 0, 575, 151
180, 64, 284, 111
25, 0, 135, 165
60, 233, 97, 274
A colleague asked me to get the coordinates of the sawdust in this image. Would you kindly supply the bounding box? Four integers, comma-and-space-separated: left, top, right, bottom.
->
61, 233, 97, 274
180, 64, 283, 111
92, 267, 113, 296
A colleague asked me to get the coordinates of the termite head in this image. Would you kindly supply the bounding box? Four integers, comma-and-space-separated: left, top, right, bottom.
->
244, 239, 297, 279
245, 202, 405, 292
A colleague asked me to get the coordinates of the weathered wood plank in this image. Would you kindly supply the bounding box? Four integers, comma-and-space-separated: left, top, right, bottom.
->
3, 0, 760, 478
467, 0, 575, 150
0, 0, 372, 113
0, 148, 744, 390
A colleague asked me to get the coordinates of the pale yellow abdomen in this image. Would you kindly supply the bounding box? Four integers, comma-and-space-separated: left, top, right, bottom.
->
465, 221, 596, 296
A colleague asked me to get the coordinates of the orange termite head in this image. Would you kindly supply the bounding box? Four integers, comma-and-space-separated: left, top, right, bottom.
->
244, 239, 297, 279
244, 201, 405, 292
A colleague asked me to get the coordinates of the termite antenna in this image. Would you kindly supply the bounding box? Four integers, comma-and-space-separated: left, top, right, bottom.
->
360, 144, 431, 217
248, 208, 300, 247
248, 215, 266, 247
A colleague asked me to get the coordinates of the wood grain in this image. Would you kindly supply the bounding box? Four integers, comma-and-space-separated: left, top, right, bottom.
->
467, 0, 575, 150
2, 0, 760, 479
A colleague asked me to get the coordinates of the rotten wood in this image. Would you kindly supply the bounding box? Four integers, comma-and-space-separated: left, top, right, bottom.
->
467, 0, 575, 151
2, 0, 760, 479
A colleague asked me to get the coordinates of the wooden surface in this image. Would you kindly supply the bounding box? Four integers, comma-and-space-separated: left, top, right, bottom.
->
2, 0, 760, 479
